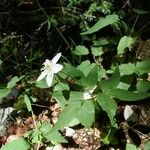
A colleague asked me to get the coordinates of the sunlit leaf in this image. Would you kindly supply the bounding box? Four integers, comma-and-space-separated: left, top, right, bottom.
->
77, 100, 95, 128
0, 88, 11, 99
117, 36, 135, 54
24, 94, 32, 112
81, 14, 119, 35
1, 137, 30, 150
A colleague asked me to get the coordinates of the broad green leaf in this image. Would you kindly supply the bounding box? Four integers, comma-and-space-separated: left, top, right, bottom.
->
126, 143, 139, 150
0, 88, 11, 99
77, 65, 98, 87
68, 91, 83, 103
73, 45, 89, 55
97, 66, 106, 81
40, 122, 67, 144
46, 130, 67, 144
54, 82, 69, 92
133, 9, 149, 15
117, 82, 130, 90
7, 76, 24, 89
81, 14, 119, 35
50, 101, 82, 133
24, 94, 32, 112
91, 47, 103, 56
97, 93, 117, 126
36, 79, 49, 88
137, 59, 150, 75
93, 38, 109, 46
1, 137, 30, 150
137, 80, 150, 92
77, 100, 95, 128
77, 61, 95, 76
117, 36, 135, 54
53, 92, 67, 108
63, 63, 84, 78
110, 89, 150, 101
119, 63, 137, 75
99, 67, 120, 92
144, 141, 150, 150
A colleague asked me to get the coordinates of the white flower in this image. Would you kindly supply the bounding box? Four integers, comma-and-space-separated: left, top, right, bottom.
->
83, 85, 97, 100
37, 53, 63, 87
65, 127, 75, 137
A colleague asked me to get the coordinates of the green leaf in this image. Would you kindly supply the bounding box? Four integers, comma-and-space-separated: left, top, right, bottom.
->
91, 47, 103, 56
50, 101, 82, 133
24, 94, 32, 112
7, 76, 24, 89
137, 80, 150, 92
144, 141, 150, 150
97, 66, 106, 81
119, 63, 137, 75
63, 63, 84, 78
68, 91, 83, 103
54, 82, 69, 92
77, 100, 95, 128
36, 79, 49, 88
117, 36, 135, 54
77, 61, 95, 76
110, 89, 150, 101
99, 67, 120, 92
1, 137, 30, 150
126, 143, 139, 150
97, 93, 117, 126
0, 88, 11, 99
0, 59, 2, 66
133, 9, 149, 15
137, 59, 150, 75
73, 45, 89, 55
81, 14, 119, 35
53, 92, 67, 108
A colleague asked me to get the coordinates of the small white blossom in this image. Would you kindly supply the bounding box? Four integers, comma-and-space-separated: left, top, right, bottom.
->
83, 85, 97, 100
37, 53, 63, 87
65, 127, 75, 137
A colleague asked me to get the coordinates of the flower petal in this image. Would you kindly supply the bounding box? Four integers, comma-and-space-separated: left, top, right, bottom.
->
37, 71, 47, 81
52, 53, 61, 64
52, 64, 63, 73
46, 73, 54, 87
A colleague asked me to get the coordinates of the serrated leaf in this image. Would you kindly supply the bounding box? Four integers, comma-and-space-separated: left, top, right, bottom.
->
144, 141, 150, 150
63, 63, 84, 78
77, 100, 95, 128
97, 93, 117, 126
81, 14, 119, 35
0, 88, 11, 99
110, 89, 150, 101
73, 45, 89, 55
126, 143, 139, 150
91, 47, 103, 56
99, 67, 120, 92
137, 59, 150, 75
137, 80, 150, 92
53, 92, 67, 108
54, 82, 69, 92
1, 137, 30, 150
117, 36, 135, 54
77, 61, 95, 76
24, 94, 32, 112
7, 76, 24, 89
119, 63, 137, 75
35, 79, 49, 88
50, 101, 82, 133
68, 91, 83, 103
